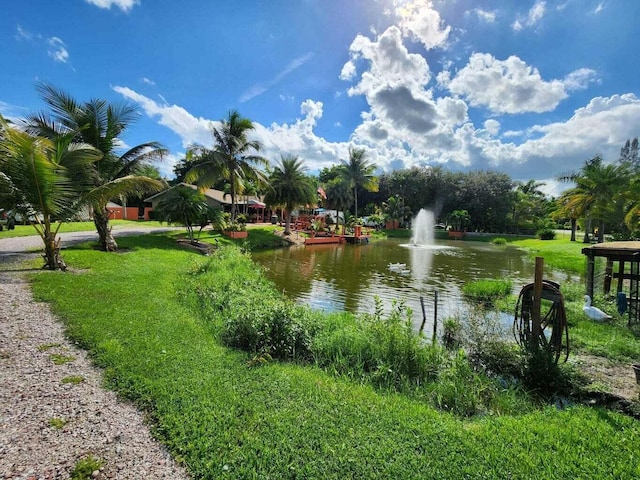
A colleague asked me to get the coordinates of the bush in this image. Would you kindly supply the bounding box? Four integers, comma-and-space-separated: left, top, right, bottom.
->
221, 300, 317, 361
442, 317, 462, 350
491, 237, 507, 245
536, 228, 556, 240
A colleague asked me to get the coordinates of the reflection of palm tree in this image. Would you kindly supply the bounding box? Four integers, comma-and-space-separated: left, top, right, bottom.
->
186, 110, 267, 222
338, 147, 378, 220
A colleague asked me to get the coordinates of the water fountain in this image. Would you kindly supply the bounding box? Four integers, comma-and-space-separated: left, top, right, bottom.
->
410, 208, 435, 246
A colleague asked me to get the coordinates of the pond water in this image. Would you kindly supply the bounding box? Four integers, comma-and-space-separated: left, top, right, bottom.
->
251, 238, 576, 331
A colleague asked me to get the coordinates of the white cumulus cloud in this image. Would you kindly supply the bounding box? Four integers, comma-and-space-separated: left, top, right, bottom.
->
393, 0, 451, 49
84, 0, 140, 12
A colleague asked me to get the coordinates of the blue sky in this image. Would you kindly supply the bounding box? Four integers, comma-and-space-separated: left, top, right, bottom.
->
2, 0, 639, 196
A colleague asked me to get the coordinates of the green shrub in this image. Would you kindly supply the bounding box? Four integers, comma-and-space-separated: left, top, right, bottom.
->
536, 228, 556, 240
491, 237, 507, 245
221, 300, 317, 361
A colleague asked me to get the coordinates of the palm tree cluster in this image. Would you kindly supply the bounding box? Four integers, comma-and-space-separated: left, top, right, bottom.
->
0, 83, 166, 268
556, 147, 640, 242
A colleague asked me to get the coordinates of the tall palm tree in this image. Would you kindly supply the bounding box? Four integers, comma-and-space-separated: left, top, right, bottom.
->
0, 116, 102, 269
27, 83, 166, 251
264, 155, 316, 235
186, 110, 267, 222
338, 147, 378, 221
324, 177, 353, 234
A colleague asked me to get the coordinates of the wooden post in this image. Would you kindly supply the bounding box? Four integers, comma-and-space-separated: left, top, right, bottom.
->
617, 261, 625, 293
532, 257, 544, 343
585, 255, 595, 299
604, 259, 613, 295
419, 296, 427, 335
432, 290, 438, 346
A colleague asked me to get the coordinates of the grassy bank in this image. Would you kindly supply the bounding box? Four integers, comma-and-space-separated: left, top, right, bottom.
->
26, 234, 640, 479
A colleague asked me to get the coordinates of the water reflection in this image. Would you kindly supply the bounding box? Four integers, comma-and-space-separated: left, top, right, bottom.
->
252, 238, 575, 331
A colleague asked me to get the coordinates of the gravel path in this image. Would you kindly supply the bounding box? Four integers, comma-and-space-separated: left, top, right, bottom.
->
0, 232, 190, 479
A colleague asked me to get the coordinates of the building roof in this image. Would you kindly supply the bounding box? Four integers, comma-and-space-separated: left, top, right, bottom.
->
145, 183, 263, 206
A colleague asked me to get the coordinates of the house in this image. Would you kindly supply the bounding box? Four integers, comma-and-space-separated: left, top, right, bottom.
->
145, 183, 268, 222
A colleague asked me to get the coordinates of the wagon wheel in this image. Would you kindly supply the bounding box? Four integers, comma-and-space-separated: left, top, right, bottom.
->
514, 281, 569, 363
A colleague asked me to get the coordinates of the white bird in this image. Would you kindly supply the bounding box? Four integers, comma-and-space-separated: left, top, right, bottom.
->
583, 295, 612, 321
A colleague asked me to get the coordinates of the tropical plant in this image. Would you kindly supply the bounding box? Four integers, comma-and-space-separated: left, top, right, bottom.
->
263, 155, 316, 235
383, 195, 412, 228
338, 147, 378, 221
448, 209, 470, 231
558, 156, 628, 243
0, 116, 102, 269
323, 177, 353, 234
186, 110, 268, 222
27, 83, 166, 251
154, 185, 221, 243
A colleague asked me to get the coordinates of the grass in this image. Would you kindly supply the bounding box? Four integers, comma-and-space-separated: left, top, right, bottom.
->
70, 456, 103, 480
462, 279, 513, 305
48, 417, 67, 429
0, 219, 166, 239
25, 233, 640, 479
49, 353, 76, 365
62, 375, 85, 385
509, 236, 586, 273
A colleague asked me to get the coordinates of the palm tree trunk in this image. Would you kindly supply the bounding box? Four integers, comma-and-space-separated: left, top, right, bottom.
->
354, 188, 358, 220
230, 182, 237, 222
285, 211, 292, 235
94, 208, 118, 251
598, 220, 605, 243
583, 216, 591, 243
570, 218, 577, 242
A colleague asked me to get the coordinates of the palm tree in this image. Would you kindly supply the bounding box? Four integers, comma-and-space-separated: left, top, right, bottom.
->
383, 195, 412, 229
0, 117, 102, 269
324, 177, 353, 234
154, 185, 221, 244
264, 155, 316, 235
338, 147, 378, 221
27, 83, 166, 251
186, 110, 268, 222
559, 156, 627, 243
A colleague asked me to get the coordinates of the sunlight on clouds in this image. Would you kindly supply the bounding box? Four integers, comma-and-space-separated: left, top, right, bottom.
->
447, 53, 567, 114
393, 0, 450, 49
84, 0, 140, 12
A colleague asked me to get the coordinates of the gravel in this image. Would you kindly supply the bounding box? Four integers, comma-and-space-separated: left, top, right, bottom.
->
0, 245, 190, 478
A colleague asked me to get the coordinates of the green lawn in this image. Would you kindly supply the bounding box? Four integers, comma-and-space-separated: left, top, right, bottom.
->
25, 234, 640, 479
0, 219, 167, 239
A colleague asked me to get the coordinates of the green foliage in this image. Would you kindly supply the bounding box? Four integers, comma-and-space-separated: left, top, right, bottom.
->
70, 455, 104, 480
48, 417, 67, 429
221, 300, 317, 361
537, 228, 557, 240
491, 237, 507, 245
522, 348, 578, 399
313, 299, 445, 390
441, 317, 462, 350
462, 279, 513, 306
49, 353, 75, 365
62, 375, 85, 385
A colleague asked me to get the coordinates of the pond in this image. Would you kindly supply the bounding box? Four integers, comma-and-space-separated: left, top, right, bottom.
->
251, 237, 576, 331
